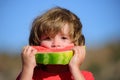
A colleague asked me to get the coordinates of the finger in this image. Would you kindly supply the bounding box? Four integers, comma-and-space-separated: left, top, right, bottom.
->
28, 47, 37, 56
81, 46, 86, 57
73, 46, 85, 60
30, 46, 37, 53
33, 49, 37, 55
79, 46, 86, 62
22, 46, 26, 52
22, 46, 34, 57
72, 46, 78, 54
73, 46, 81, 55
22, 46, 29, 56
27, 46, 34, 55
23, 46, 30, 52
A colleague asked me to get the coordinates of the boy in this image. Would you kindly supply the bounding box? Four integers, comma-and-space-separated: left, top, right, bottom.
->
17, 7, 94, 80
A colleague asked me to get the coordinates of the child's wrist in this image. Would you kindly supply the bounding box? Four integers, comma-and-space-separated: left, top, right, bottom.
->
22, 64, 35, 70
20, 65, 34, 80
69, 65, 80, 72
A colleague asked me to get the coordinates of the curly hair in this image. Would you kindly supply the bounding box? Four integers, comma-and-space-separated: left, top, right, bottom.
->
29, 7, 85, 46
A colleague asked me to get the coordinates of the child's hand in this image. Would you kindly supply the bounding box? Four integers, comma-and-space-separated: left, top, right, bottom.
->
69, 46, 86, 69
21, 46, 37, 69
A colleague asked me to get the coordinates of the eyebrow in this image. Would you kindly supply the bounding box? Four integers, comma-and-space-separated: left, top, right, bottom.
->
60, 32, 70, 38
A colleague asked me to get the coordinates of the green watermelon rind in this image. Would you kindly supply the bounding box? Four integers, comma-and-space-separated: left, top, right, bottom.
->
35, 50, 73, 65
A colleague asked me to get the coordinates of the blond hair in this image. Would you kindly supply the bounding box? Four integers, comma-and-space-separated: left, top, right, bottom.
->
29, 7, 85, 46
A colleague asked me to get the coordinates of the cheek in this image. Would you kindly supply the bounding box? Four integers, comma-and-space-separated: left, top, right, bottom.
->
65, 43, 74, 47
40, 41, 51, 48
63, 40, 74, 47
65, 40, 74, 44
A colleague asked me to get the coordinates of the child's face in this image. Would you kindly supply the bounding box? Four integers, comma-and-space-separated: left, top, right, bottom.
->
40, 24, 74, 49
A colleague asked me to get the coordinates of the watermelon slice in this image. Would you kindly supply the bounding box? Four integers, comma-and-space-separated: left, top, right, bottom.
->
32, 46, 73, 65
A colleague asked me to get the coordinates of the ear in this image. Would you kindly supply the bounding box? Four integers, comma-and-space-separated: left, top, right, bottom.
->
80, 34, 85, 46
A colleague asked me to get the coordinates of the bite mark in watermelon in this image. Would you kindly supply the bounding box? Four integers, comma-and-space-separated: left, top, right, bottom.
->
32, 46, 73, 65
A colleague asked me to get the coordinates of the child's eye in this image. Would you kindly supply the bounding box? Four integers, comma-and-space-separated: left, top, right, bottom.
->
61, 37, 68, 40
43, 37, 51, 40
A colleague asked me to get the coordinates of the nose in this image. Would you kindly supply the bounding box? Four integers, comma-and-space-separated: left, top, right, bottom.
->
51, 38, 61, 48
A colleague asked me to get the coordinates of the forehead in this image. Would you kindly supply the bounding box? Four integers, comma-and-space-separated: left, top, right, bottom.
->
41, 23, 70, 38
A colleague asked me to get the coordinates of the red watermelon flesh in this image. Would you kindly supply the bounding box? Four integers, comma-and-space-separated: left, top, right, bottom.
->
32, 46, 74, 53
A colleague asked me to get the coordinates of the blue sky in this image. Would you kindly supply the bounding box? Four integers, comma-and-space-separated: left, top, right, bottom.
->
0, 0, 120, 53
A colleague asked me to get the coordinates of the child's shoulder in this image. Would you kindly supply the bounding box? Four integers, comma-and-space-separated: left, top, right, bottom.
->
81, 70, 95, 80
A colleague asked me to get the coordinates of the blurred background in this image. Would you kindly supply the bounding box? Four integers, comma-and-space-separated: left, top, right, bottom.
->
0, 0, 120, 80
